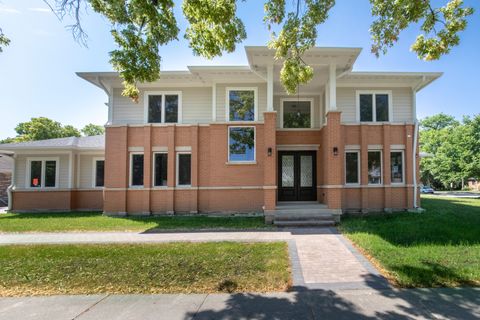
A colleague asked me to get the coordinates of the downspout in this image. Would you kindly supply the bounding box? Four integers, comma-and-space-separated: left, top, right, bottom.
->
6, 154, 15, 211
412, 76, 425, 210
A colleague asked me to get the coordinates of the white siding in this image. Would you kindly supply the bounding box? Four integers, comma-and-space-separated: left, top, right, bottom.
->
336, 87, 413, 123
112, 87, 212, 125
216, 83, 267, 122
274, 95, 323, 128
15, 154, 70, 189
78, 154, 104, 189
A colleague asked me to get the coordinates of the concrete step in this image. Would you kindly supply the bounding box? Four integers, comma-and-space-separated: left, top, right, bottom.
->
276, 202, 328, 210
274, 208, 334, 215
274, 212, 334, 221
274, 219, 336, 227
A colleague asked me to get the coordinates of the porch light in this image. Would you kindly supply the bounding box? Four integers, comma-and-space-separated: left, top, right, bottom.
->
267, 147, 273, 156
333, 147, 338, 156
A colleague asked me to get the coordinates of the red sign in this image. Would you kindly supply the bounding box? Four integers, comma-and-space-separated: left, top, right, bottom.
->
32, 178, 39, 186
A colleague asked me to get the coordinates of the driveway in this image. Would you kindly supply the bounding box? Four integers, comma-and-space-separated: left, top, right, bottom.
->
428, 191, 480, 198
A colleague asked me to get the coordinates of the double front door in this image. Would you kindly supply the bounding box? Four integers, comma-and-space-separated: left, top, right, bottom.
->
278, 151, 316, 201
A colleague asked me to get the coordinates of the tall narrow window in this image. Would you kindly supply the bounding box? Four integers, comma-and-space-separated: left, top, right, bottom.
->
44, 161, 57, 187
95, 160, 105, 187
391, 151, 404, 183
154, 153, 168, 187
282, 100, 312, 128
177, 153, 191, 186
376, 94, 389, 122
30, 160, 42, 188
148, 95, 162, 123
130, 154, 144, 187
360, 94, 373, 122
358, 92, 390, 122
228, 127, 255, 162
165, 95, 179, 123
368, 151, 382, 184
345, 152, 360, 184
228, 89, 256, 121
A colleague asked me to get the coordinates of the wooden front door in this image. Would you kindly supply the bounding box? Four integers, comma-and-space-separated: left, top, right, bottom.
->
278, 151, 316, 201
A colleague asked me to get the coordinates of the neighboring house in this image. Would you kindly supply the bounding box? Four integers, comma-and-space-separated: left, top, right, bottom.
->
467, 178, 480, 191
0, 46, 441, 223
0, 155, 13, 206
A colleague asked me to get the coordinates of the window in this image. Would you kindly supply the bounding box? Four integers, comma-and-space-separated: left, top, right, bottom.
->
368, 151, 382, 184
154, 153, 168, 187
227, 88, 256, 121
391, 151, 404, 184
94, 159, 105, 187
281, 99, 313, 128
27, 158, 58, 188
228, 127, 255, 162
145, 92, 181, 124
345, 151, 360, 184
358, 92, 391, 122
177, 153, 191, 186
130, 153, 144, 187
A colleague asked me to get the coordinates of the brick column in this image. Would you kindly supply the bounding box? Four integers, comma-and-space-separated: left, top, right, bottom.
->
383, 124, 392, 211
263, 111, 277, 222
190, 125, 199, 213
166, 125, 175, 214
143, 126, 152, 214
324, 111, 342, 209
103, 126, 128, 215
360, 125, 369, 212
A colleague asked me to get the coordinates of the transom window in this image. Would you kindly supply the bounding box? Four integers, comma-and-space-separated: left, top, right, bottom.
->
227, 88, 257, 121
153, 153, 168, 187
368, 151, 382, 185
130, 153, 144, 187
357, 91, 391, 122
391, 151, 404, 184
281, 99, 313, 128
94, 159, 105, 187
345, 151, 360, 184
228, 126, 255, 163
145, 92, 181, 124
27, 158, 58, 188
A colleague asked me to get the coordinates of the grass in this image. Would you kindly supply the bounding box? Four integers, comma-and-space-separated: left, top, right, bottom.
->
0, 212, 268, 233
0, 242, 290, 296
339, 195, 480, 288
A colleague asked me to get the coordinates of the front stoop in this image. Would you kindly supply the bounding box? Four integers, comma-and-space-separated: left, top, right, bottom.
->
267, 202, 341, 227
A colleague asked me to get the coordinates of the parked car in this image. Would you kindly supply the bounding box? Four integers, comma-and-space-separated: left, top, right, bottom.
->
420, 186, 435, 194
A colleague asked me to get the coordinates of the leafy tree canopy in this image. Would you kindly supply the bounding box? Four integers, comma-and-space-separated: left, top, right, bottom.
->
0, 1, 475, 98
0, 117, 104, 144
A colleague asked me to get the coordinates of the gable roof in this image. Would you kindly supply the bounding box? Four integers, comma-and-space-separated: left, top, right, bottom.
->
0, 135, 105, 151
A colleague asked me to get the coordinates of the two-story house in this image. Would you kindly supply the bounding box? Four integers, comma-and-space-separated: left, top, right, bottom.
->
0, 46, 441, 225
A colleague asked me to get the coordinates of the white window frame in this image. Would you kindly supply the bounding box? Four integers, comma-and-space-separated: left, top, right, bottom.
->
176, 152, 192, 187
152, 152, 168, 188
280, 97, 314, 129
92, 157, 105, 188
144, 91, 183, 124
356, 90, 393, 123
227, 126, 256, 164
367, 150, 383, 185
129, 152, 144, 188
390, 150, 405, 185
344, 151, 360, 185
25, 157, 60, 189
225, 87, 258, 122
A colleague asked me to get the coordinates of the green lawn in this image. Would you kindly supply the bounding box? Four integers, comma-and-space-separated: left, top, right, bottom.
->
0, 242, 290, 296
340, 195, 480, 288
0, 212, 268, 233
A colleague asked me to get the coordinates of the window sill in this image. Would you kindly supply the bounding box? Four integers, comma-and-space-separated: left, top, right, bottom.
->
225, 161, 257, 165
176, 185, 193, 189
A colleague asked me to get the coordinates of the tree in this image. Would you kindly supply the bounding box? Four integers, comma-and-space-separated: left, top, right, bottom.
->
81, 123, 105, 136
0, 27, 9, 53
420, 113, 459, 131
1, 1, 475, 99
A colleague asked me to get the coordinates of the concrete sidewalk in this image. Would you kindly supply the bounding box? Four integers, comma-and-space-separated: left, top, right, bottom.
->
1, 288, 479, 320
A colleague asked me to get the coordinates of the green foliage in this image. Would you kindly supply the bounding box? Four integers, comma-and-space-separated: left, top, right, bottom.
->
81, 123, 105, 136
420, 113, 480, 189
370, 0, 474, 61
0, 27, 10, 53
0, 118, 106, 144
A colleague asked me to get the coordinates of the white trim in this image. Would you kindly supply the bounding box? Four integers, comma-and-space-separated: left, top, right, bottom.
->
279, 97, 314, 129
391, 144, 405, 150
143, 91, 183, 124
390, 150, 405, 185
129, 152, 144, 188
176, 152, 192, 187
225, 87, 258, 122
345, 150, 360, 185
212, 83, 217, 121
227, 126, 256, 163
267, 65, 274, 111
276, 144, 319, 151
152, 146, 168, 152
92, 157, 105, 188
152, 152, 168, 187
68, 151, 73, 189
76, 154, 81, 188
25, 157, 60, 189
329, 63, 337, 111
367, 150, 383, 185
128, 146, 144, 152
345, 144, 361, 150
356, 90, 393, 123
175, 146, 192, 152
368, 144, 383, 150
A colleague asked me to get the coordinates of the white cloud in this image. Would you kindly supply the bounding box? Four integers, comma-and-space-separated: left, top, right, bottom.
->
0, 5, 20, 14
28, 7, 51, 13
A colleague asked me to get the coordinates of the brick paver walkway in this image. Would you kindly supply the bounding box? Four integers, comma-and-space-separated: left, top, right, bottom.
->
0, 228, 389, 290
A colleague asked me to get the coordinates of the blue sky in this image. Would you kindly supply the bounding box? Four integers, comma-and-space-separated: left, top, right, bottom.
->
0, 0, 479, 139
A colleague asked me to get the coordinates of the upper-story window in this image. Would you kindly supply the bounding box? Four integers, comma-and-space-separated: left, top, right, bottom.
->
281, 98, 313, 128
357, 91, 391, 122
145, 91, 182, 124
226, 87, 257, 121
